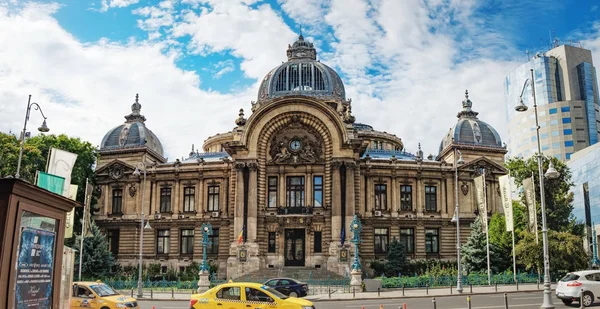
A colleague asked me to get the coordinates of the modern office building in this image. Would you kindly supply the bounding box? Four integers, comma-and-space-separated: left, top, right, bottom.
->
568, 142, 600, 255
505, 44, 600, 161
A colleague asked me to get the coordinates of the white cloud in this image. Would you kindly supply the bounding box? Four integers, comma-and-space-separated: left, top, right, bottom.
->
100, 0, 139, 12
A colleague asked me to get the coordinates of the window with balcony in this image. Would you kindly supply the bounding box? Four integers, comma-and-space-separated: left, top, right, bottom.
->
400, 228, 414, 253
157, 229, 170, 254
268, 177, 278, 208
208, 185, 220, 212
374, 228, 389, 254
400, 185, 412, 211
425, 186, 437, 211
183, 187, 195, 212
160, 187, 171, 213
180, 229, 194, 255
286, 176, 305, 207
375, 184, 387, 210
111, 189, 123, 214
425, 228, 439, 253
313, 176, 323, 207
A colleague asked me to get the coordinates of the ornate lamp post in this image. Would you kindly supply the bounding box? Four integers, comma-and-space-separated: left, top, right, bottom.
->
451, 148, 465, 293
515, 68, 561, 309
349, 215, 363, 291
133, 164, 152, 298
198, 222, 213, 292
16, 95, 49, 178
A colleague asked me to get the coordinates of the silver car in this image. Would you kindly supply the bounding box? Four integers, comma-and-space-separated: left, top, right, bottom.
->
556, 270, 600, 307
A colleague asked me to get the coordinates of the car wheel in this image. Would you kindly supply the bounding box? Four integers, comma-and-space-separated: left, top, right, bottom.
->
289, 291, 298, 297
561, 299, 573, 305
582, 292, 594, 307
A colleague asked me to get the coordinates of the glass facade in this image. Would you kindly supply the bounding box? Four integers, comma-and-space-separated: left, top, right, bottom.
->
569, 144, 600, 226
577, 62, 599, 145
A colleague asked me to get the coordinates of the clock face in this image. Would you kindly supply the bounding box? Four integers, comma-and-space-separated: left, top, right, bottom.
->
290, 140, 302, 151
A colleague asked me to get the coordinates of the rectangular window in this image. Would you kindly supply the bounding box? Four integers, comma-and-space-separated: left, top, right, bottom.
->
562, 117, 572, 124
531, 136, 537, 142
107, 230, 119, 256
425, 228, 439, 253
540, 133, 548, 139
374, 228, 389, 254
314, 231, 322, 253
208, 228, 219, 254
160, 187, 171, 213
268, 232, 276, 253
549, 108, 557, 114
552, 142, 560, 149
400, 228, 414, 253
550, 119, 559, 126
566, 153, 573, 160
551, 130, 559, 137
425, 186, 437, 211
564, 129, 573, 135
286, 176, 305, 207
374, 184, 387, 210
268, 177, 278, 208
183, 187, 195, 212
180, 229, 194, 254
157, 229, 170, 254
208, 185, 220, 212
542, 144, 549, 151
565, 140, 574, 147
400, 185, 413, 211
561, 106, 571, 112
112, 189, 123, 214
313, 176, 323, 207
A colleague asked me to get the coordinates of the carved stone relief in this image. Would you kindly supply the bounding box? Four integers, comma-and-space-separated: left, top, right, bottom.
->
268, 121, 324, 165
461, 182, 469, 195
108, 164, 124, 180
128, 183, 137, 197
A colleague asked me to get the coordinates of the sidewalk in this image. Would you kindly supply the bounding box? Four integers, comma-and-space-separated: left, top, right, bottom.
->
122, 283, 553, 301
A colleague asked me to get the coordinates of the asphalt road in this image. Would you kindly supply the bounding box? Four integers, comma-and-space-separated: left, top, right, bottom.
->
137, 292, 595, 309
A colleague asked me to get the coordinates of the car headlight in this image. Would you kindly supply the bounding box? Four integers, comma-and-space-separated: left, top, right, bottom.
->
115, 304, 127, 308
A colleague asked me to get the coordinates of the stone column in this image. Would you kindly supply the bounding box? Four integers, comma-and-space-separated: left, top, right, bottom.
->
415, 177, 422, 215
391, 175, 398, 215
233, 162, 246, 240
173, 179, 181, 215
345, 162, 356, 240
197, 176, 204, 216
247, 162, 258, 241
278, 166, 285, 208
331, 161, 342, 242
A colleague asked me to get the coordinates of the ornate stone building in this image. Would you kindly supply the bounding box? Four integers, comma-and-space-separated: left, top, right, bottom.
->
94, 35, 508, 279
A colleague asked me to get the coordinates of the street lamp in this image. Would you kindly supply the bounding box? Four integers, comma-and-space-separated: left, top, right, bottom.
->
451, 148, 465, 293
516, 68, 561, 309
15, 95, 49, 178
350, 215, 363, 271
200, 223, 213, 273
133, 164, 152, 298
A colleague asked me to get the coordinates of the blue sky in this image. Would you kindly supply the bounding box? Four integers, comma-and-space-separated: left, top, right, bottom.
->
1, 0, 600, 162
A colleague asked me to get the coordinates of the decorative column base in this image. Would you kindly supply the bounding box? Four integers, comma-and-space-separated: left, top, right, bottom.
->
350, 269, 362, 292
197, 270, 210, 293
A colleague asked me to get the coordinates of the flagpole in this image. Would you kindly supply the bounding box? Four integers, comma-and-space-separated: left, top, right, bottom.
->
483, 168, 491, 286
78, 179, 89, 281
508, 171, 517, 284
532, 171, 539, 245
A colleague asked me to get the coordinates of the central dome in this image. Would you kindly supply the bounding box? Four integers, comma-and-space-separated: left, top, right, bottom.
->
257, 35, 346, 103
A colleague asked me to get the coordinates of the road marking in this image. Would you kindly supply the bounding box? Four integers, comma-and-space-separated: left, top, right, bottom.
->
447, 304, 540, 309
513, 297, 541, 300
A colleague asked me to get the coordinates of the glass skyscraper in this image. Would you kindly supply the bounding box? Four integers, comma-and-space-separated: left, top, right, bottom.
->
505, 44, 600, 161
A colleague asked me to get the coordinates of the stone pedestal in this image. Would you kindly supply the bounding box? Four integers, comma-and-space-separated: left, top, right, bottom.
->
227, 242, 261, 279
350, 269, 362, 292
197, 270, 210, 293
326, 242, 351, 277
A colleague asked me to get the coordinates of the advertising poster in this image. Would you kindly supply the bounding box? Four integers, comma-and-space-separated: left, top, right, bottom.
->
15, 227, 56, 309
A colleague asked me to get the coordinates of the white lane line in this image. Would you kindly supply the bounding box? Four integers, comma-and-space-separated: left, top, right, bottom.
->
513, 297, 541, 300
447, 304, 541, 309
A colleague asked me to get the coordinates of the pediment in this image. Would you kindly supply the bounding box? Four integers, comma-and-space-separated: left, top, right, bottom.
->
459, 156, 507, 177
96, 160, 137, 181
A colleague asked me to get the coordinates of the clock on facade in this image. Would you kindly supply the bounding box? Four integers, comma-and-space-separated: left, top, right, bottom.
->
289, 139, 302, 151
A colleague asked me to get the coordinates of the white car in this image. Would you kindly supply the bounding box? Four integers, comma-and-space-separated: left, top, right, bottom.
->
556, 270, 600, 307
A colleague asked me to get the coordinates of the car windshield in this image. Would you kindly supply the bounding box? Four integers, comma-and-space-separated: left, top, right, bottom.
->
260, 286, 288, 299
561, 273, 580, 282
89, 284, 119, 297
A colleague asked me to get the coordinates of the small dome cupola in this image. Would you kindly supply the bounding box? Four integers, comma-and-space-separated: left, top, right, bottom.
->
100, 94, 164, 157
257, 34, 346, 103
439, 90, 503, 152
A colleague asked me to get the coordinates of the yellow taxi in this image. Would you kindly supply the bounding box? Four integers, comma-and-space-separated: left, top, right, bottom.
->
190, 281, 315, 309
71, 281, 139, 309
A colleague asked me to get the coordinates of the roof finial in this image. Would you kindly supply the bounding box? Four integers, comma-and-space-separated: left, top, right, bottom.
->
135, 93, 139, 103
125, 93, 146, 123
298, 25, 303, 40
464, 89, 469, 100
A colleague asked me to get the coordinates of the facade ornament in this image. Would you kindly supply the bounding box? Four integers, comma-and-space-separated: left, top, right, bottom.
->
96, 186, 103, 198
331, 160, 343, 169
461, 182, 469, 195
128, 183, 137, 197
250, 101, 258, 112
174, 158, 181, 172
344, 161, 357, 170
197, 158, 205, 165
235, 108, 247, 126
416, 143, 423, 162
109, 164, 124, 180
343, 105, 356, 124
247, 162, 258, 171
234, 162, 246, 171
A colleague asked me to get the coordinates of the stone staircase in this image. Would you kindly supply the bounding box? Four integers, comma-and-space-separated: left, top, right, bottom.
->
234, 267, 348, 283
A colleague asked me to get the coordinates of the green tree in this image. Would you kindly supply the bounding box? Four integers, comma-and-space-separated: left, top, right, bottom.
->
516, 230, 588, 279
384, 237, 406, 276
461, 216, 503, 274
487, 213, 512, 272
0, 132, 45, 181
74, 220, 115, 279
505, 156, 581, 234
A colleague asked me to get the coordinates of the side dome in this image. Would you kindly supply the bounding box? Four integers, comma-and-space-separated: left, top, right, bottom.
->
100, 94, 164, 157
439, 90, 503, 152
257, 35, 346, 103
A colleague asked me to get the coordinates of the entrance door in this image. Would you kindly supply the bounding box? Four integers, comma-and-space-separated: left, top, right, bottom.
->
284, 229, 305, 266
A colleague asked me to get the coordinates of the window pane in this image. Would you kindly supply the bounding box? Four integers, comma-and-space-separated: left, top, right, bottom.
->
400, 228, 414, 253
208, 228, 219, 254
208, 185, 220, 211
400, 185, 412, 211
268, 177, 278, 208
313, 176, 323, 207
314, 231, 322, 253
268, 232, 276, 253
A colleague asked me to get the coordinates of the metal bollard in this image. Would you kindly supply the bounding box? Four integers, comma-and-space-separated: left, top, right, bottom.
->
580, 288, 585, 309
504, 293, 508, 309
402, 284, 405, 296
426, 283, 429, 295
378, 287, 381, 297
150, 288, 153, 299
467, 296, 472, 309
516, 280, 519, 291
131, 289, 134, 297
470, 284, 472, 293
328, 286, 331, 299
495, 282, 497, 292
450, 282, 453, 294
353, 287, 356, 299
171, 288, 174, 299
432, 297, 436, 309
537, 278, 540, 290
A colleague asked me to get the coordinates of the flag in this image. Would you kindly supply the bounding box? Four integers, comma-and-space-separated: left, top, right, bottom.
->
522, 177, 537, 233
499, 175, 513, 232
36, 171, 65, 195
474, 174, 488, 233
82, 180, 94, 237
46, 147, 78, 197
340, 227, 346, 246
64, 184, 78, 238
236, 227, 244, 245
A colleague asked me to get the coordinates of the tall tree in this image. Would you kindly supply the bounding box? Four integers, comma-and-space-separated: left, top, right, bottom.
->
505, 156, 580, 234
74, 220, 115, 280
487, 213, 512, 272
384, 237, 406, 276
461, 216, 503, 274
